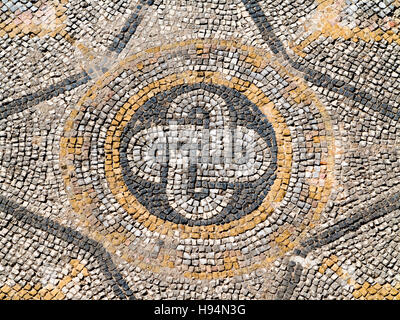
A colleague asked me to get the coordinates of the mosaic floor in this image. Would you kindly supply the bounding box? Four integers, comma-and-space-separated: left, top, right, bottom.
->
0, 0, 400, 300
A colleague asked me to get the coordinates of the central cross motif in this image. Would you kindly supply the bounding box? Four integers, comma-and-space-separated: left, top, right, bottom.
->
120, 84, 278, 226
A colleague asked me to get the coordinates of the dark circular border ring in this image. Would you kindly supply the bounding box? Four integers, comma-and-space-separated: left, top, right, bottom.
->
119, 83, 278, 226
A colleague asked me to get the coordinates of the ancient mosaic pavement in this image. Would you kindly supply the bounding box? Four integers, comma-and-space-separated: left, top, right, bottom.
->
0, 0, 400, 300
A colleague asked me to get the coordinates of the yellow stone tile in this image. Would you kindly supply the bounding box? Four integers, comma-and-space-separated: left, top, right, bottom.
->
375, 294, 384, 300
1, 285, 11, 294
359, 287, 368, 296
367, 287, 377, 295
325, 258, 334, 267
390, 288, 398, 296
319, 265, 328, 275
362, 282, 370, 289
55, 292, 65, 300
44, 291, 54, 300
380, 288, 389, 296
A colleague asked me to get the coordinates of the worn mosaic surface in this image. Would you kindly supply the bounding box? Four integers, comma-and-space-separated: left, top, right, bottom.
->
0, 0, 400, 300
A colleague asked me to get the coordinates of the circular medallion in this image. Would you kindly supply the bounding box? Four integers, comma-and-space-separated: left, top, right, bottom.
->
119, 83, 278, 226
61, 39, 334, 278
